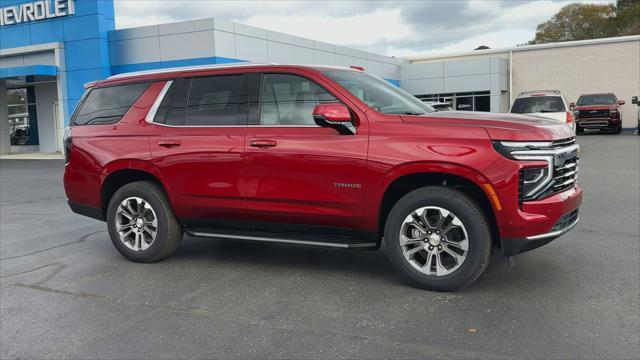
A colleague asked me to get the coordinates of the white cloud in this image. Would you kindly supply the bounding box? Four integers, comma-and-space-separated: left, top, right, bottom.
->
243, 8, 411, 47
113, 0, 617, 56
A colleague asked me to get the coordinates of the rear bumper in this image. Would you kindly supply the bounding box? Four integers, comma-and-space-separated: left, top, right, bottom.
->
68, 200, 104, 221
499, 185, 583, 256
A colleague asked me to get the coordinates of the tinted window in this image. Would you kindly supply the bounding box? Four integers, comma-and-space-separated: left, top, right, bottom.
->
259, 74, 337, 125
185, 75, 245, 126
577, 94, 616, 106
511, 96, 566, 114
72, 83, 150, 125
154, 78, 190, 126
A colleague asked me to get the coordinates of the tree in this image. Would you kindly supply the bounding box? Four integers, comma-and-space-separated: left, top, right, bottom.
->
529, 3, 617, 44
614, 0, 640, 36
474, 45, 491, 50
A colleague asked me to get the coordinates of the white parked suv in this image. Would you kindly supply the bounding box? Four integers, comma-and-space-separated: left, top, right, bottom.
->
510, 90, 575, 131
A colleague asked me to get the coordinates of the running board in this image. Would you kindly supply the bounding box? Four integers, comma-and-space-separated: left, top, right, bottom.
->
184, 228, 377, 249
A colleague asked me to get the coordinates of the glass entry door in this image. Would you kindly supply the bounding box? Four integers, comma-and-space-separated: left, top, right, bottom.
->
8, 88, 39, 146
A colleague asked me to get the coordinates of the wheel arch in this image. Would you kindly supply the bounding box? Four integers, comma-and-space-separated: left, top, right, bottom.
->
375, 164, 500, 246
100, 160, 174, 219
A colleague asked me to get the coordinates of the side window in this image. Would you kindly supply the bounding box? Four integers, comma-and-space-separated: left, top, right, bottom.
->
72, 83, 150, 125
154, 78, 190, 126
184, 75, 245, 126
259, 74, 337, 125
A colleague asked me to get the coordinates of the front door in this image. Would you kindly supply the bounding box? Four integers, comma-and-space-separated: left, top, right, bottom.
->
150, 75, 250, 222
245, 73, 369, 229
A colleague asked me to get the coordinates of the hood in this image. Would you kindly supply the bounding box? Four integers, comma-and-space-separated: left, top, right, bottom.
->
574, 104, 617, 110
401, 111, 574, 141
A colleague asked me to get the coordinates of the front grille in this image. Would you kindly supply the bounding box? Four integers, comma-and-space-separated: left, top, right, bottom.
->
550, 137, 576, 148
551, 209, 579, 231
579, 109, 609, 118
537, 155, 579, 199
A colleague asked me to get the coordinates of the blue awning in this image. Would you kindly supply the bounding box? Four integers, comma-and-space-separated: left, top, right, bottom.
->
0, 65, 58, 79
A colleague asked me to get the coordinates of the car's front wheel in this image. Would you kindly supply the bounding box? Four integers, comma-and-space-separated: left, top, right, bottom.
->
106, 181, 182, 262
384, 186, 492, 291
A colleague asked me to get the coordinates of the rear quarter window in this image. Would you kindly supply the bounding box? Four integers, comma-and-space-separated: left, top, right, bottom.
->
71, 83, 150, 125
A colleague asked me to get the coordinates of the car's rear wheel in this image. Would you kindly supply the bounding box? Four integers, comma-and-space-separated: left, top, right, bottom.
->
384, 186, 492, 291
107, 181, 182, 262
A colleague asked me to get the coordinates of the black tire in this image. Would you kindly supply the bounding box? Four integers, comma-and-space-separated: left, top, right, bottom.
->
576, 126, 584, 134
106, 181, 182, 262
612, 125, 622, 134
384, 186, 492, 292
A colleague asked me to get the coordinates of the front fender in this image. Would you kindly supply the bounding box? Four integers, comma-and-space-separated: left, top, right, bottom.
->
364, 161, 500, 231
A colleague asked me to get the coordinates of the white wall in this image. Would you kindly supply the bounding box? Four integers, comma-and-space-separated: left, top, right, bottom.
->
35, 82, 59, 153
109, 18, 402, 81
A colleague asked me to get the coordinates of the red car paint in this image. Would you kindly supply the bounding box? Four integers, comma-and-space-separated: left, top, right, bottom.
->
64, 64, 582, 255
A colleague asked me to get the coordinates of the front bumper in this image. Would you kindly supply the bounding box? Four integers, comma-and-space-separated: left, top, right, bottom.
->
500, 185, 583, 256
577, 118, 620, 129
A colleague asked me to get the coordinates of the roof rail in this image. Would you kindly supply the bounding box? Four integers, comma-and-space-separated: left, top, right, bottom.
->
107, 62, 269, 80
518, 90, 561, 96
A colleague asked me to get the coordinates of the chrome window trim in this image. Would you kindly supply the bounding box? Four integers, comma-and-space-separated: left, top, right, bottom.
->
145, 80, 173, 124
147, 123, 322, 128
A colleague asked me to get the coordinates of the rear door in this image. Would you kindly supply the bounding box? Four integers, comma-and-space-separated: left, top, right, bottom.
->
149, 73, 251, 222
245, 72, 369, 229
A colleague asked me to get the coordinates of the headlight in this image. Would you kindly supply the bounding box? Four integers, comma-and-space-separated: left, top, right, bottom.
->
493, 141, 555, 201
492, 141, 553, 159
520, 166, 551, 200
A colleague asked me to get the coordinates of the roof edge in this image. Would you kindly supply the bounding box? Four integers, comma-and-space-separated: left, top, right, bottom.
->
403, 35, 640, 62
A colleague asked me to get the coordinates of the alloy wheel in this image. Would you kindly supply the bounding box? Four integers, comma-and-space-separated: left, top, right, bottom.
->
115, 197, 158, 252
399, 206, 469, 276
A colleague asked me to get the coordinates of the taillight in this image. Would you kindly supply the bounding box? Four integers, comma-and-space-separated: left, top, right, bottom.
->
63, 126, 72, 163
566, 111, 574, 124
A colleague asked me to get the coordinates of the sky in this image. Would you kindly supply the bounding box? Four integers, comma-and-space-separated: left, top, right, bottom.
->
114, 0, 616, 57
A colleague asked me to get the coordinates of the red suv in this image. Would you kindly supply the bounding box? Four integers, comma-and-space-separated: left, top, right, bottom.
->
572, 93, 625, 134
63, 64, 582, 291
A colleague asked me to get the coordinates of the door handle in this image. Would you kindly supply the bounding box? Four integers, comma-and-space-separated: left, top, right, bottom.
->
250, 139, 277, 148
158, 140, 181, 148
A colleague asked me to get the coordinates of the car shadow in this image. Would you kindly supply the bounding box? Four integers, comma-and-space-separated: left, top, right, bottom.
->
161, 235, 564, 293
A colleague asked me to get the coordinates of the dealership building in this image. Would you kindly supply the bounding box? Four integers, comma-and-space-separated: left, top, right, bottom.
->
1, 0, 638, 154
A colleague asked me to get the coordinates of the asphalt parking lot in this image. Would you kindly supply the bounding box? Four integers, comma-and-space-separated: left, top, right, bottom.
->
1, 133, 638, 359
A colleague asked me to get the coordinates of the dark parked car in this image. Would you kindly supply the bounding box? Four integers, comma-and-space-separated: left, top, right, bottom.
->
571, 93, 625, 134
63, 64, 582, 291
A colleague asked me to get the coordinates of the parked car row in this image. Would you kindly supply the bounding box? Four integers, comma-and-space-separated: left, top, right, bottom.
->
509, 90, 637, 135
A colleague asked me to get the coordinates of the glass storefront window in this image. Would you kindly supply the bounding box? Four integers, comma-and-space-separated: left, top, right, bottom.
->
7, 88, 38, 146
416, 91, 491, 112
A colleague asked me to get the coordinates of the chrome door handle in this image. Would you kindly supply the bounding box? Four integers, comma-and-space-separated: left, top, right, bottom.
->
158, 140, 181, 148
250, 140, 277, 148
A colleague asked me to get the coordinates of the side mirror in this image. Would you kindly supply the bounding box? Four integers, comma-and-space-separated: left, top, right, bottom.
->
632, 96, 638, 105
569, 102, 575, 110
618, 100, 625, 105
313, 103, 355, 135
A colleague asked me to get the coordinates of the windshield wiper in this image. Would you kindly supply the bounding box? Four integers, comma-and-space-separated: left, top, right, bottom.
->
401, 111, 426, 115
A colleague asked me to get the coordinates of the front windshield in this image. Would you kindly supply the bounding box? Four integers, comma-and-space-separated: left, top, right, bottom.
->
322, 70, 434, 115
577, 94, 616, 106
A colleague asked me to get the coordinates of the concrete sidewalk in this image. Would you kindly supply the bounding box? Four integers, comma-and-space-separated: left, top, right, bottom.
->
0, 152, 64, 160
